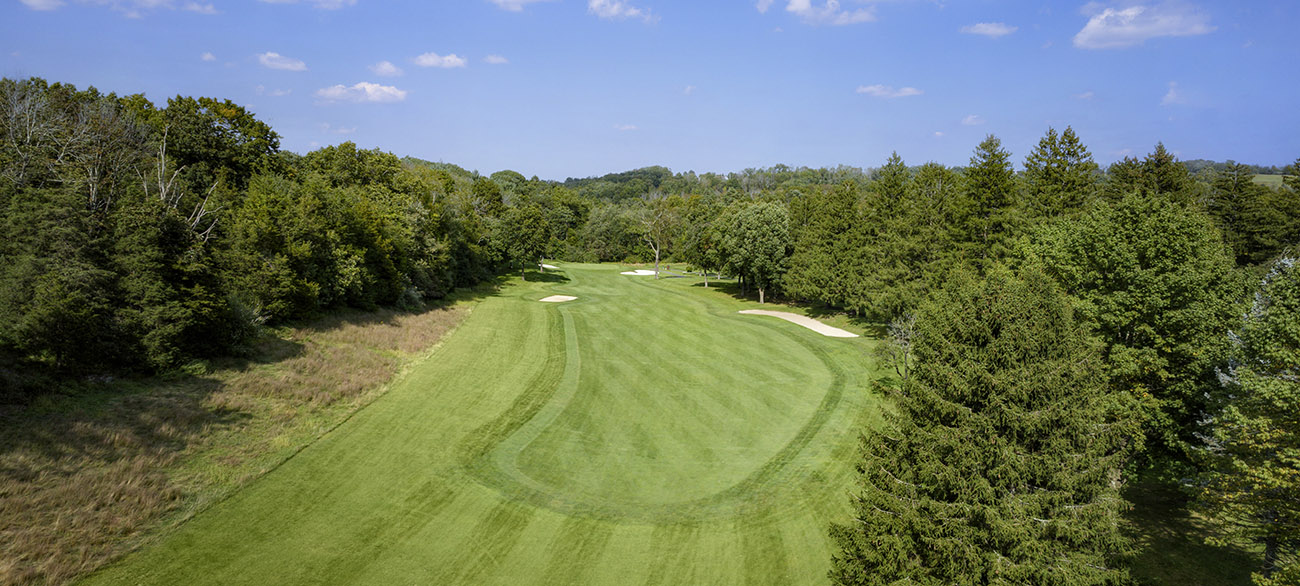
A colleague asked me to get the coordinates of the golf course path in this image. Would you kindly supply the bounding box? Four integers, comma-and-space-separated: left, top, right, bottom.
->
83, 264, 880, 586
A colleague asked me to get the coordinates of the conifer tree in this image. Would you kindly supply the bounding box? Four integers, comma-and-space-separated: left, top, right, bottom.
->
1197, 256, 1300, 584
963, 135, 1017, 268
1023, 126, 1099, 219
830, 267, 1135, 586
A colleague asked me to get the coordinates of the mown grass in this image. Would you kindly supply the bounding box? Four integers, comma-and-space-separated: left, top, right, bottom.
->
82, 263, 884, 585
0, 295, 479, 585
1252, 174, 1289, 188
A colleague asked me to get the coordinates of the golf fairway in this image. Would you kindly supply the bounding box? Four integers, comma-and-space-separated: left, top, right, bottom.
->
83, 264, 882, 586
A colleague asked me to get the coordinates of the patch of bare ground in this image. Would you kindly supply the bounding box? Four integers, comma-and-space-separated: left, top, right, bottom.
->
0, 302, 472, 585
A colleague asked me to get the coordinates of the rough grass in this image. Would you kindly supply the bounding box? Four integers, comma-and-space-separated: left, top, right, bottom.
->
0, 300, 474, 585
82, 263, 884, 586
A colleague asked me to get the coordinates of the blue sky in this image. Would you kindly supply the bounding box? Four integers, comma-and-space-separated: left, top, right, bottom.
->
3, 0, 1297, 179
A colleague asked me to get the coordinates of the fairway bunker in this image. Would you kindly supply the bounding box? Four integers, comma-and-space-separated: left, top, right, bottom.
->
539, 295, 577, 303
738, 310, 859, 338
541, 264, 559, 269
620, 269, 657, 276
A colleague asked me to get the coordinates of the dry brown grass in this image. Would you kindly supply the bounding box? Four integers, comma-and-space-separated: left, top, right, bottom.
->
0, 302, 472, 585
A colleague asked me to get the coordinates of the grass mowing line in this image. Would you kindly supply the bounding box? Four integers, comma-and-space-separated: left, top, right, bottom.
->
83, 263, 881, 586
464, 264, 855, 523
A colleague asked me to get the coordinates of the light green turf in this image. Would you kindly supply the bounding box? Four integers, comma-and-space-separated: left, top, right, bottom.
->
83, 264, 882, 586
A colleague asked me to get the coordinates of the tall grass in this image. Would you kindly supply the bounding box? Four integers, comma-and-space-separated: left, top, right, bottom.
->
0, 302, 472, 585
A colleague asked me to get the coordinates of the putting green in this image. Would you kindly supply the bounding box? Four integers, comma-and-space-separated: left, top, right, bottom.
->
83, 264, 881, 586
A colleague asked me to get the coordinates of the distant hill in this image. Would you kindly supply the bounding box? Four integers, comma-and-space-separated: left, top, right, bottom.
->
1183, 159, 1288, 175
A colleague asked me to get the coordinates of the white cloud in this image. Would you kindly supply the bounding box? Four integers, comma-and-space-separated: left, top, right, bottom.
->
614, 124, 639, 131
488, 0, 552, 11
484, 55, 509, 65
369, 61, 403, 76
183, 1, 216, 14
259, 0, 356, 9
20, 0, 65, 10
1074, 90, 1095, 100
756, 0, 774, 13
258, 51, 307, 71
856, 84, 923, 98
320, 123, 356, 135
22, 0, 221, 14
961, 22, 1017, 38
315, 82, 408, 103
256, 85, 292, 97
1073, 2, 1214, 50
934, 131, 944, 138
784, 0, 875, 26
588, 0, 656, 23
1161, 81, 1183, 105
414, 52, 467, 68
683, 85, 696, 95
200, 51, 217, 62
962, 114, 986, 126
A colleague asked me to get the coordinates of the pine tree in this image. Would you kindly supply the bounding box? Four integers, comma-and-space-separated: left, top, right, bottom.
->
1023, 126, 1099, 219
830, 267, 1135, 586
963, 135, 1018, 268
1197, 256, 1300, 584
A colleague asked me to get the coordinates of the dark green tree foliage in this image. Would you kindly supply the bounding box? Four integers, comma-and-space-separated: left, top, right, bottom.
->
856, 153, 922, 318
1022, 126, 1099, 219
0, 187, 122, 371
722, 201, 791, 304
1030, 195, 1241, 461
677, 193, 725, 285
830, 267, 1134, 585
1197, 257, 1300, 585
0, 79, 495, 382
963, 135, 1018, 267
131, 95, 281, 200
1206, 161, 1270, 265
576, 204, 642, 262
502, 203, 548, 280
785, 181, 861, 308
1104, 143, 1194, 204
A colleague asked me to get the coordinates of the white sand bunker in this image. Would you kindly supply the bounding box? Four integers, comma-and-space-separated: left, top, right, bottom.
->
738, 310, 859, 338
620, 269, 657, 276
541, 264, 559, 270
539, 295, 577, 303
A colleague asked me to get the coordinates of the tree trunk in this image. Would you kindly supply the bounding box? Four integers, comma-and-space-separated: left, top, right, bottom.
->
539, 259, 545, 273
520, 261, 527, 282
703, 271, 709, 288
1263, 533, 1280, 579
759, 287, 765, 304
654, 248, 660, 279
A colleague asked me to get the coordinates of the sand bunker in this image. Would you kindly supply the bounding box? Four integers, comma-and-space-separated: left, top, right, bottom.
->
539, 295, 577, 303
541, 264, 559, 270
620, 269, 657, 276
738, 310, 859, 338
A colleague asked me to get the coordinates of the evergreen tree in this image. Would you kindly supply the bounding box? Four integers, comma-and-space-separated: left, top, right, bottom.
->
1197, 256, 1300, 584
1207, 161, 1268, 265
830, 267, 1134, 585
1023, 126, 1099, 219
785, 182, 860, 308
963, 135, 1017, 268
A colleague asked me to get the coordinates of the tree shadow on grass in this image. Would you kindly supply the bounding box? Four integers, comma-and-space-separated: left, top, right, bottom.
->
522, 270, 571, 284
1125, 480, 1256, 585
